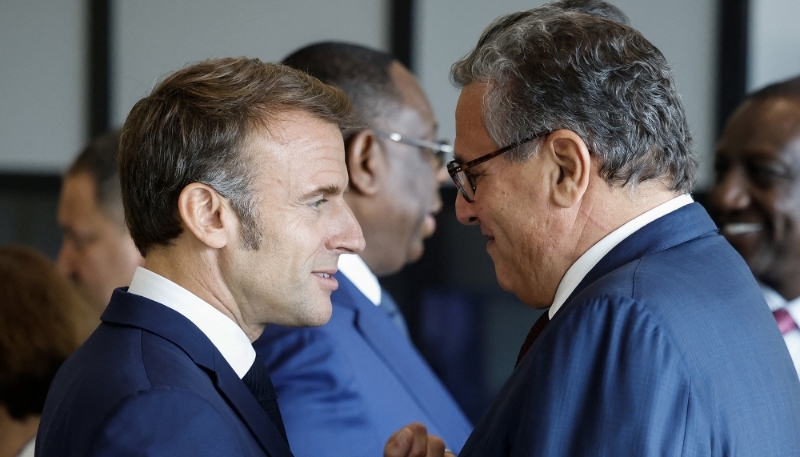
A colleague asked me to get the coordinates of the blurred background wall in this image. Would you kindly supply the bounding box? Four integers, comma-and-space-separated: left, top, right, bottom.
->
2, 0, 800, 423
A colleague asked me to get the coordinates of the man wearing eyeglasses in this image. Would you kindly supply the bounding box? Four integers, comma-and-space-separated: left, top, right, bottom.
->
389, 2, 800, 456
253, 42, 471, 457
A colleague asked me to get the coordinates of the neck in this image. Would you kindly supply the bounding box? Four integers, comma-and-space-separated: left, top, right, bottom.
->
568, 179, 680, 263
0, 408, 38, 457
144, 245, 263, 343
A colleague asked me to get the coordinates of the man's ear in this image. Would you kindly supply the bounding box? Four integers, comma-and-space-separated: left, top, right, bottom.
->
346, 129, 385, 196
177, 183, 231, 249
545, 129, 592, 208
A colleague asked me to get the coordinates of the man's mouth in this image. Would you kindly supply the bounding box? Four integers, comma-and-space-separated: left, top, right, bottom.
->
314, 272, 334, 279
722, 222, 763, 236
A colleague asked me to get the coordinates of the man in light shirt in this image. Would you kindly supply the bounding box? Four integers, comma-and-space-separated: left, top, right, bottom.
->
254, 42, 472, 457
710, 75, 800, 378
390, 2, 800, 456
36, 57, 366, 456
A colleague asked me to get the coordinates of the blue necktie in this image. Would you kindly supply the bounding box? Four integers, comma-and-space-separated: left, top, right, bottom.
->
242, 354, 288, 443
379, 289, 410, 338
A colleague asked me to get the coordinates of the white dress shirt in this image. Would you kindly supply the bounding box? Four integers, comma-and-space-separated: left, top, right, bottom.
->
127, 267, 255, 379
549, 194, 694, 319
16, 436, 35, 457
338, 254, 381, 306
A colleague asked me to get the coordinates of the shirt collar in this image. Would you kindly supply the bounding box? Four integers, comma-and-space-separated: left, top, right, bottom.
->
127, 266, 256, 379
337, 254, 381, 306
549, 194, 694, 319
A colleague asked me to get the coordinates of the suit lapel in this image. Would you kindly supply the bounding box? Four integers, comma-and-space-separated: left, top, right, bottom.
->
566, 202, 718, 305
102, 291, 292, 457
332, 273, 455, 428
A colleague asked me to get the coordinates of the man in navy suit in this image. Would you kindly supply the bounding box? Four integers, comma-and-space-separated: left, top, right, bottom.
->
254, 43, 472, 457
389, 2, 800, 456
36, 57, 367, 456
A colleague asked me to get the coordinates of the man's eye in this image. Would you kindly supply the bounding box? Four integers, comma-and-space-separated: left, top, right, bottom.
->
747, 163, 793, 187
311, 198, 328, 209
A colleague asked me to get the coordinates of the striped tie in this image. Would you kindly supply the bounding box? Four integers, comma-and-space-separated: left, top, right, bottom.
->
773, 308, 799, 335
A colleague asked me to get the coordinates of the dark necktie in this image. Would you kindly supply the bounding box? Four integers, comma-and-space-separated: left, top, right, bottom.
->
774, 308, 799, 335
242, 354, 288, 443
515, 311, 550, 367
379, 289, 410, 338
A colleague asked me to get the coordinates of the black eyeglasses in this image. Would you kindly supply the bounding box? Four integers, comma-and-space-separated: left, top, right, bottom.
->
447, 131, 549, 202
373, 129, 453, 168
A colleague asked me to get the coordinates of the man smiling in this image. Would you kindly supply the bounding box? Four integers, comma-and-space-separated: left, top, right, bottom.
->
36, 57, 365, 456
437, 3, 800, 456
711, 76, 800, 378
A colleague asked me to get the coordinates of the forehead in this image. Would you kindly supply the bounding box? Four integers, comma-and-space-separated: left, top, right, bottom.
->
245, 110, 347, 193
719, 98, 800, 158
386, 63, 436, 133
59, 172, 102, 220
454, 83, 496, 161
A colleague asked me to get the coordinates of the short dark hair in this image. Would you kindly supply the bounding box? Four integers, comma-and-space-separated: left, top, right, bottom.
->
0, 245, 94, 420
282, 42, 400, 126
119, 57, 356, 256
750, 75, 800, 100
66, 130, 124, 227
452, 5, 696, 193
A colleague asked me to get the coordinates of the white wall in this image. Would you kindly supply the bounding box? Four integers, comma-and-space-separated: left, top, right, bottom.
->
416, 0, 718, 189
112, 0, 390, 127
0, 0, 87, 173
748, 0, 800, 91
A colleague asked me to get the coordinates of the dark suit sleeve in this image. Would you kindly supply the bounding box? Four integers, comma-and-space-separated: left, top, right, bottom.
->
88, 387, 249, 456
503, 294, 701, 456
260, 327, 385, 457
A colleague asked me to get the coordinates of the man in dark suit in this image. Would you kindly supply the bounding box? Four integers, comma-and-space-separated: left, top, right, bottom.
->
254, 42, 472, 457
388, 2, 800, 456
36, 57, 366, 456
710, 76, 800, 379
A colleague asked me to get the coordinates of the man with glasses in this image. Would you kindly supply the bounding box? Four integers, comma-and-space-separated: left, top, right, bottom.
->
391, 2, 800, 456
254, 42, 471, 457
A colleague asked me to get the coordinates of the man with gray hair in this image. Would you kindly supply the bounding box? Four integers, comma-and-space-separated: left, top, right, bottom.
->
388, 2, 800, 456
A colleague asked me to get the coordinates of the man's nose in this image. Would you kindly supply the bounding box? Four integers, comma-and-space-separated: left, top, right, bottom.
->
335, 201, 366, 254
56, 240, 75, 278
454, 191, 479, 226
710, 168, 751, 212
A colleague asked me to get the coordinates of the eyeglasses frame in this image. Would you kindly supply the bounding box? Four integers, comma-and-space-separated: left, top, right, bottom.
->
372, 129, 453, 168
447, 131, 550, 202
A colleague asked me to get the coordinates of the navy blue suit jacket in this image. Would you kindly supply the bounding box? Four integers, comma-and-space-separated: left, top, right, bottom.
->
36, 290, 292, 457
461, 203, 800, 456
255, 273, 472, 457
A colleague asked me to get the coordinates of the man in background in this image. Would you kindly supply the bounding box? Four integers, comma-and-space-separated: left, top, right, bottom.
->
37, 57, 365, 456
57, 131, 143, 312
710, 76, 800, 378
254, 42, 472, 457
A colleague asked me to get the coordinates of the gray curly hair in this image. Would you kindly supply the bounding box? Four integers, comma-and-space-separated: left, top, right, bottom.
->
451, 4, 696, 192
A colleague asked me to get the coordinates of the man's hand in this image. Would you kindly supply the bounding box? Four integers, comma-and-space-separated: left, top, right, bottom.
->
384, 422, 455, 457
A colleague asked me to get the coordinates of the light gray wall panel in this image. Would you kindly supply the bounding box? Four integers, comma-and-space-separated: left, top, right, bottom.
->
0, 0, 87, 172
748, 0, 800, 91
113, 0, 390, 126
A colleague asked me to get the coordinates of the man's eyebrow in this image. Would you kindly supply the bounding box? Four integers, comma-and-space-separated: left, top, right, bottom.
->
299, 184, 343, 201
